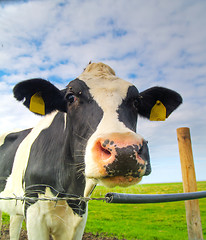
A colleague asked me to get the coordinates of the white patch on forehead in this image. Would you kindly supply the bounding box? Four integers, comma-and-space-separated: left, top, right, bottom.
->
78, 63, 133, 133
79, 63, 132, 110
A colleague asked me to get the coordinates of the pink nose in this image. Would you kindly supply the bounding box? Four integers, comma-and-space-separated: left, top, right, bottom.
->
92, 133, 148, 177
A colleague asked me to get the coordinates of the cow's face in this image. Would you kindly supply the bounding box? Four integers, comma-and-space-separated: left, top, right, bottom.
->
13, 62, 182, 188
65, 77, 150, 187
66, 64, 150, 187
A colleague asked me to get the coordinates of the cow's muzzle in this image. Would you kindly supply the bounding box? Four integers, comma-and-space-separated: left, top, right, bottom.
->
91, 133, 151, 187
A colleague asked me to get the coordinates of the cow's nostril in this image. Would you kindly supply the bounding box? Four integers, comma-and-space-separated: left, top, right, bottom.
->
101, 145, 111, 155
96, 141, 112, 161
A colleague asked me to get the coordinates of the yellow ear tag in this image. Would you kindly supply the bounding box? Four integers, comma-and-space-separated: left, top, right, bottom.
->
29, 92, 45, 115
150, 100, 166, 121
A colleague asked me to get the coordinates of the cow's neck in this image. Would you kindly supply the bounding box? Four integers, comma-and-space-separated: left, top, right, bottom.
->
53, 113, 87, 197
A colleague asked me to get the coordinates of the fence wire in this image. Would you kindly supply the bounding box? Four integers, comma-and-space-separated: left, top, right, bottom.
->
0, 195, 108, 203
1, 191, 206, 205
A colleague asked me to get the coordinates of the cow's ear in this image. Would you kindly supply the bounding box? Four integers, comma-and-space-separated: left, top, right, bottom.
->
13, 79, 67, 115
138, 87, 182, 121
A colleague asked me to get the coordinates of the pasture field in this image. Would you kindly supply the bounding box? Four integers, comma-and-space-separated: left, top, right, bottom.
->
1, 181, 206, 239
86, 181, 206, 240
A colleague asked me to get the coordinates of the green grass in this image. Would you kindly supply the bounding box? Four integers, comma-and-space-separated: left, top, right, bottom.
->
2, 182, 206, 239
85, 182, 206, 240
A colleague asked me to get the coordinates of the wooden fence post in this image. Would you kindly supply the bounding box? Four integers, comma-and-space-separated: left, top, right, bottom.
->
176, 127, 203, 240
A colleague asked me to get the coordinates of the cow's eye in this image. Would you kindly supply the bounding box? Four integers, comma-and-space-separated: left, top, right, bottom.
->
66, 93, 77, 104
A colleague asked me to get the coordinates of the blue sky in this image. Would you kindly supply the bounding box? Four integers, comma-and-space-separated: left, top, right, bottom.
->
0, 0, 205, 184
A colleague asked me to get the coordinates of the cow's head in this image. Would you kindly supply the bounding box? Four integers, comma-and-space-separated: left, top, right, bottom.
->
13, 62, 182, 188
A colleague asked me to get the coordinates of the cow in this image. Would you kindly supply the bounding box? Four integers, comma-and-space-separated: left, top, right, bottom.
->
0, 62, 182, 240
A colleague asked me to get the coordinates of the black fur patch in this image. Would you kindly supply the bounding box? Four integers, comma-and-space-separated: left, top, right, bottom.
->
117, 86, 140, 131
139, 87, 183, 119
13, 79, 67, 114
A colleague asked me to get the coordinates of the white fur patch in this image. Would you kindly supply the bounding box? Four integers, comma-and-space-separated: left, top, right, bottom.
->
26, 185, 89, 239
25, 187, 83, 240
